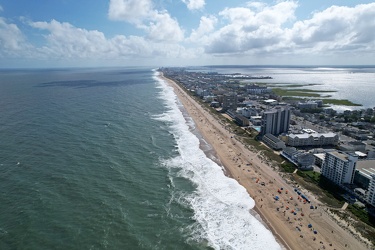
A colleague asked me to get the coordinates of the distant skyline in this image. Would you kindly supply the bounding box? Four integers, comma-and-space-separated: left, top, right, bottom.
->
1, 0, 375, 68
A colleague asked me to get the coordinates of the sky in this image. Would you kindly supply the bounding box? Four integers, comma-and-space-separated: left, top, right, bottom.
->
0, 0, 375, 67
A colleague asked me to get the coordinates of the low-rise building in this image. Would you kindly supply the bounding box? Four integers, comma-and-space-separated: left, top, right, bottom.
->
298, 101, 318, 110
241, 107, 258, 118
234, 114, 250, 127
285, 132, 338, 147
339, 141, 366, 152
250, 116, 262, 126
281, 147, 314, 170
296, 153, 315, 170
246, 84, 271, 95
262, 134, 286, 150
210, 101, 220, 108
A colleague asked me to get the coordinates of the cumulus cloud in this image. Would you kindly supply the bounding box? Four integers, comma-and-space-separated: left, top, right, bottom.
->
145, 11, 184, 42
182, 0, 205, 11
202, 1, 375, 60
2, 1, 375, 65
30, 20, 110, 58
27, 19, 189, 62
108, 0, 153, 24
205, 1, 297, 53
290, 3, 375, 53
0, 17, 32, 56
108, 0, 184, 42
188, 15, 217, 43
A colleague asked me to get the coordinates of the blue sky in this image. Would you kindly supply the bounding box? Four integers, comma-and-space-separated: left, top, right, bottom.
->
0, 0, 375, 67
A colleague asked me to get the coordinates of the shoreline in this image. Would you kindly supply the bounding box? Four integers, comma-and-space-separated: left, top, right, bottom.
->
159, 73, 370, 250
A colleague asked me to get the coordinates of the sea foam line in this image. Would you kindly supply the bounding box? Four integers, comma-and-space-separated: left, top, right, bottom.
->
153, 71, 281, 250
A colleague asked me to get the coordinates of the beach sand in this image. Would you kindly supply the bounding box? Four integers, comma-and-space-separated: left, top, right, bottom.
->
160, 74, 371, 250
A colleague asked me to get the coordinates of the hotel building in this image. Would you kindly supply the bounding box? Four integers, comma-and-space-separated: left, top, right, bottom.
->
321, 151, 358, 186
260, 106, 291, 136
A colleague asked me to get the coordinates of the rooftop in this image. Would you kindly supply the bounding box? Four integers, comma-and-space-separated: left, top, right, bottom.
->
288, 132, 337, 139
329, 151, 352, 162
356, 160, 375, 171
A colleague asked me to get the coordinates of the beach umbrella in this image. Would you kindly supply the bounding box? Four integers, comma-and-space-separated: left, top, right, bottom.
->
308, 224, 312, 228
313, 230, 318, 234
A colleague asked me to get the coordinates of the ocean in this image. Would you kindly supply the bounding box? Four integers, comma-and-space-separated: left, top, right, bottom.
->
0, 68, 281, 250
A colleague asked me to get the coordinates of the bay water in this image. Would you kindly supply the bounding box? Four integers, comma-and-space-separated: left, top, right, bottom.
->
208, 65, 375, 111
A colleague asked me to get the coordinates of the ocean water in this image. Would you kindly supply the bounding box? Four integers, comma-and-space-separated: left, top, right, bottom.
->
0, 68, 280, 250
208, 65, 375, 111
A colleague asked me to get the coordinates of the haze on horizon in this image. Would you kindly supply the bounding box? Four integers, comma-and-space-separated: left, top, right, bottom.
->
1, 0, 375, 68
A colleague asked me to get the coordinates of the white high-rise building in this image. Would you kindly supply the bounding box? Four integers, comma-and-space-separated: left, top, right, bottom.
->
321, 151, 358, 185
367, 174, 375, 207
260, 106, 290, 136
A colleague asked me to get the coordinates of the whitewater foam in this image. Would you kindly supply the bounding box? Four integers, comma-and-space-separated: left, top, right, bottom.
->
154, 72, 281, 250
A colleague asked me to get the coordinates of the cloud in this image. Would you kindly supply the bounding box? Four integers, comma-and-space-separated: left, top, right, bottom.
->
204, 1, 297, 54
182, 0, 205, 11
108, 0, 153, 24
188, 15, 217, 43
202, 1, 375, 60
0, 17, 32, 56
108, 0, 184, 42
290, 3, 375, 53
26, 19, 189, 63
145, 11, 184, 42
30, 20, 110, 58
2, 1, 375, 66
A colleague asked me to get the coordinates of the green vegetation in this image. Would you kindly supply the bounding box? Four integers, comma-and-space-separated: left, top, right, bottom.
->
280, 162, 296, 173
272, 88, 323, 97
242, 137, 263, 148
271, 83, 321, 88
297, 170, 321, 184
283, 96, 362, 106
317, 176, 347, 205
322, 98, 362, 106
287, 88, 335, 93
347, 204, 375, 227
291, 173, 344, 208
346, 205, 375, 244
263, 150, 284, 163
252, 83, 321, 88
270, 85, 362, 106
300, 108, 323, 114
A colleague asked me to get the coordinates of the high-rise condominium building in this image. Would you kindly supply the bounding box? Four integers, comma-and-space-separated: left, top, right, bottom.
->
321, 151, 358, 185
260, 106, 291, 136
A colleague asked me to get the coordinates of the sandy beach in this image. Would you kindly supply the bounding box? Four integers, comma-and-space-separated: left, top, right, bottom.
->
160, 74, 371, 250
